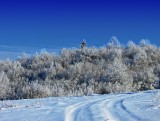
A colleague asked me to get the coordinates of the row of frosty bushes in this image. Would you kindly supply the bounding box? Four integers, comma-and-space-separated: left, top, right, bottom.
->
0, 39, 160, 100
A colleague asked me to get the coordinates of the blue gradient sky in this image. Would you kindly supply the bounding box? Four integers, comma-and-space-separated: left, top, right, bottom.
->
0, 0, 160, 59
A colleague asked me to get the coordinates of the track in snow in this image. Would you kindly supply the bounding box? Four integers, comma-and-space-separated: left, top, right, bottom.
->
1, 90, 159, 121
64, 93, 145, 121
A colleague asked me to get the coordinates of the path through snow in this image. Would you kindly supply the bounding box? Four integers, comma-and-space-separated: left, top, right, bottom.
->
0, 90, 160, 121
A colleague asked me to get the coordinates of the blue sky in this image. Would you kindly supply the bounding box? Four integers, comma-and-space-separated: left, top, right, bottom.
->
0, 0, 160, 59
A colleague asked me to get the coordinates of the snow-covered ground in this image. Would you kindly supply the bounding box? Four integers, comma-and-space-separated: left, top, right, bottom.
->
0, 90, 160, 121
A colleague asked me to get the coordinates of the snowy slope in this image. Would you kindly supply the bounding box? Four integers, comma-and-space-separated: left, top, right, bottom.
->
0, 90, 160, 121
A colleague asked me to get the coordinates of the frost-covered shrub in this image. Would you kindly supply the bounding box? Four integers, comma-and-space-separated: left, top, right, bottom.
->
132, 67, 158, 91
0, 71, 10, 99
0, 39, 160, 100
105, 59, 133, 92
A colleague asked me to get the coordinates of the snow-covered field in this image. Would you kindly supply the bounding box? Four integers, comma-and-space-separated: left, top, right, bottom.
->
0, 90, 160, 121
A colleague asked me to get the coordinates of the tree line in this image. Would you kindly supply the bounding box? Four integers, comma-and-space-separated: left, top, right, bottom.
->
0, 39, 160, 100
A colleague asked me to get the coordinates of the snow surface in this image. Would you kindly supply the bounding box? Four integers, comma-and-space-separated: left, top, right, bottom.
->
0, 90, 160, 121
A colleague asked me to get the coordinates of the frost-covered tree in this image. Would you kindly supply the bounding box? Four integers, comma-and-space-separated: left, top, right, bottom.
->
0, 71, 10, 99
0, 38, 160, 100
105, 58, 133, 92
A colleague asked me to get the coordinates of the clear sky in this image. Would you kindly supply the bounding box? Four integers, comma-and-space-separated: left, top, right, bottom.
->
0, 0, 160, 59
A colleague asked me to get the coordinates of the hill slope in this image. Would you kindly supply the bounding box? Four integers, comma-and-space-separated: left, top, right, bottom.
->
0, 90, 160, 121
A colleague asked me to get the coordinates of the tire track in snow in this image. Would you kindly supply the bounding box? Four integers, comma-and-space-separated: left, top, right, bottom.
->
1, 91, 158, 121
65, 95, 123, 121
105, 93, 148, 121
65, 93, 148, 121
73, 99, 111, 121
101, 99, 116, 121
65, 99, 98, 121
73, 100, 100, 121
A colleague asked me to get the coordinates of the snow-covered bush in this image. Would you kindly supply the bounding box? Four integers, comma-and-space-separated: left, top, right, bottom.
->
105, 59, 133, 93
0, 71, 10, 99
132, 67, 158, 91
0, 39, 160, 100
